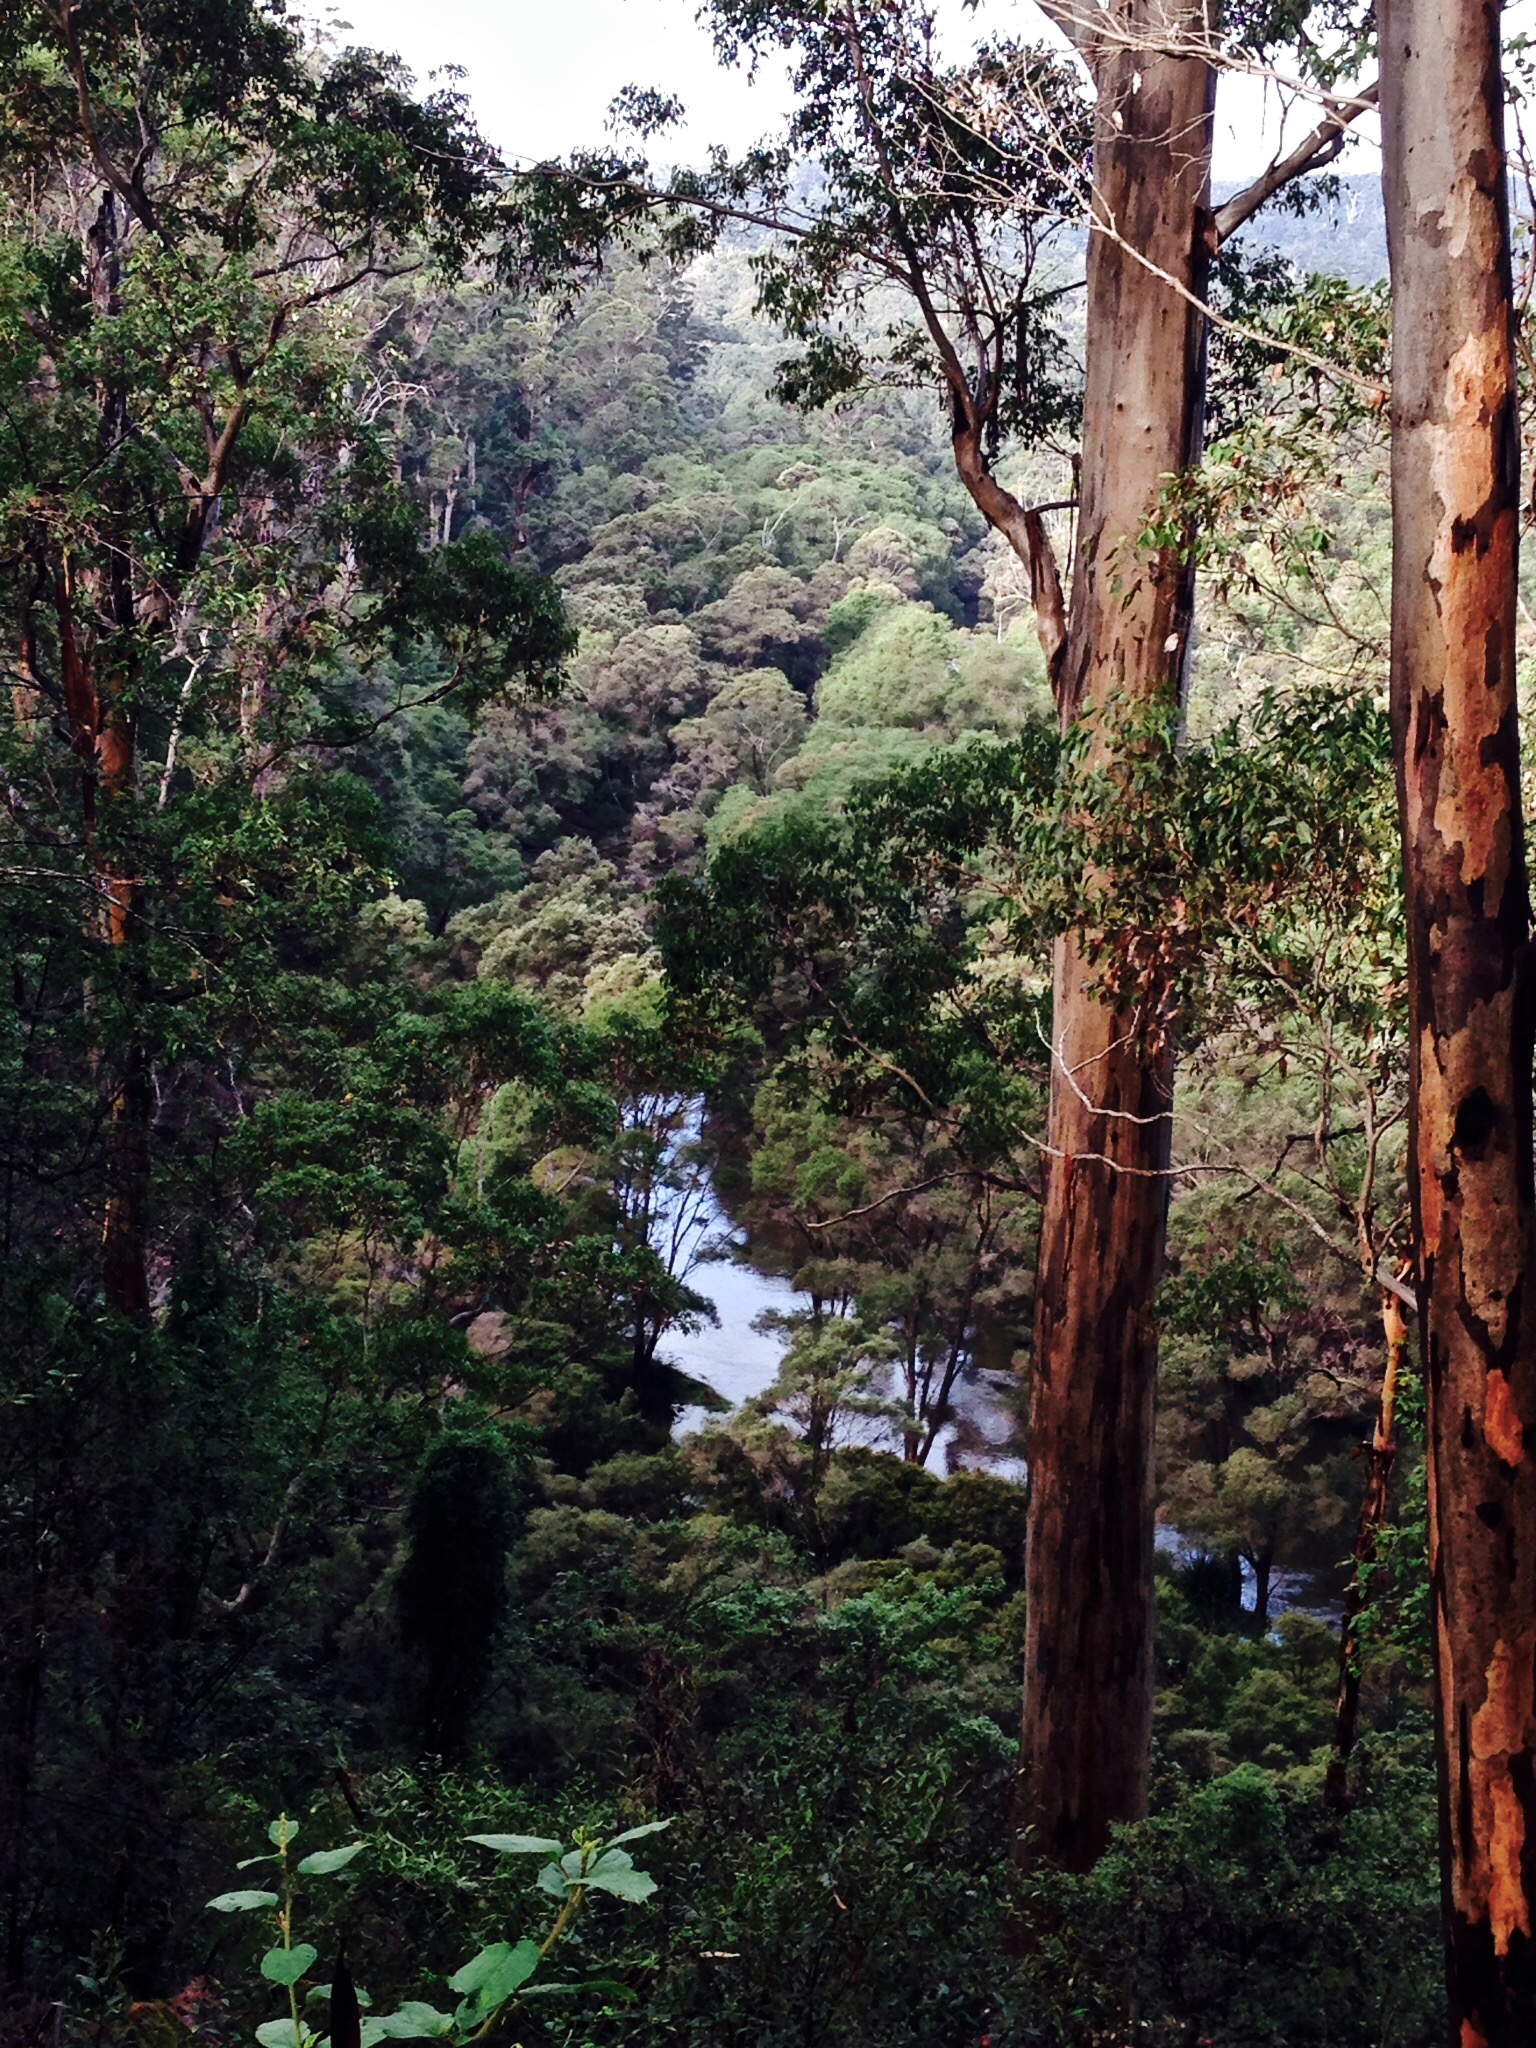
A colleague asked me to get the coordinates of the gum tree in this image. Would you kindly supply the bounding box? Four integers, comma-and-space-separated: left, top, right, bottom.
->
1378, 0, 1536, 2035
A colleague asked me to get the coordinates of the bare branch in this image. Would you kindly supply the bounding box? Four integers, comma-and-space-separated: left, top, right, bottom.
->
1213, 81, 1380, 246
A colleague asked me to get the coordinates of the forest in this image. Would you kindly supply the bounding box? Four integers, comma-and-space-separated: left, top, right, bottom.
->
0, 0, 1532, 2043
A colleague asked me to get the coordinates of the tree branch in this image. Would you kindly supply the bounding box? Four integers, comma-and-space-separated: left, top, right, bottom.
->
1213, 81, 1380, 246
58, 2, 158, 233
1034, 0, 1100, 65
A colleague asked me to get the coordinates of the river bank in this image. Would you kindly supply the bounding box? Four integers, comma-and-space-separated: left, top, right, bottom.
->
658, 1194, 1341, 1624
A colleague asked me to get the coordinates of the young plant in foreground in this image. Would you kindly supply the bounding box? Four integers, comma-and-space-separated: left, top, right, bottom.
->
207, 1814, 668, 2044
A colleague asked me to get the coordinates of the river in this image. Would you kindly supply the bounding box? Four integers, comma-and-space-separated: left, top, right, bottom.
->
656, 1155, 1336, 1621
663, 1244, 1025, 1479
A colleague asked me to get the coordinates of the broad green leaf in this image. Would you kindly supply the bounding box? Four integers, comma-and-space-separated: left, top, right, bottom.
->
583, 1863, 657, 1903
465, 1833, 562, 1857
360, 2005, 455, 2045
255, 2021, 308, 2048
604, 1820, 671, 1848
268, 1819, 298, 1850
261, 1944, 318, 1986
296, 1844, 363, 1877
535, 1862, 566, 1898
206, 1890, 278, 1913
448, 1939, 540, 2006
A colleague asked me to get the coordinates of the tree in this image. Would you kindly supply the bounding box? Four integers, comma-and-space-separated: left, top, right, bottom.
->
510, 0, 1382, 1863
1014, 0, 1385, 1868
743, 1066, 1036, 1464
1159, 1235, 1379, 1628
752, 1314, 902, 1485
0, 0, 568, 1319
397, 1429, 526, 1754
1378, 2, 1536, 2035
665, 675, 1406, 1867
990, 0, 1212, 1870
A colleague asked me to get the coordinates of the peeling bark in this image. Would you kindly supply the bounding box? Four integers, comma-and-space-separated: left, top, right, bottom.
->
1016, 3, 1215, 1871
1380, 2, 1536, 2034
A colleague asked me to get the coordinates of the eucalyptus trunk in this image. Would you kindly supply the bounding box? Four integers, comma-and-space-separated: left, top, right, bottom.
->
1018, 4, 1215, 1870
1380, 1, 1536, 2035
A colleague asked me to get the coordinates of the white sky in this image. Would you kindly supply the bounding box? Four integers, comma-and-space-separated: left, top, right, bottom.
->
324, 0, 1382, 185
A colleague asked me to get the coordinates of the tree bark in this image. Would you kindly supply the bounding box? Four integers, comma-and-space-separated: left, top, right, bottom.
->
1379, 2, 1536, 2035
1017, 4, 1215, 1872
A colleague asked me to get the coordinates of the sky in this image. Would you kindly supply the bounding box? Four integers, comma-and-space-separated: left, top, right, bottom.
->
323, 0, 1382, 186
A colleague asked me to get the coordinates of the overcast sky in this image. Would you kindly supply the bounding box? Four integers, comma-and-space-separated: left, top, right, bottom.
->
323, 0, 1382, 185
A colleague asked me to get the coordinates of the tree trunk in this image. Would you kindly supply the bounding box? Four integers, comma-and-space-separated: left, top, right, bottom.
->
102, 1045, 153, 1321
1326, 1289, 1406, 1812
98, 658, 152, 1320
1250, 1546, 1274, 1631
1380, 3, 1536, 2035
1017, 7, 1215, 1871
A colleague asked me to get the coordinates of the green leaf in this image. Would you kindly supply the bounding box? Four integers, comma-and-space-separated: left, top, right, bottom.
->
364, 2002, 455, 2040
261, 1944, 318, 1986
237, 1855, 277, 1871
206, 1890, 279, 1913
255, 2022, 308, 2048
448, 1939, 540, 2006
296, 1844, 364, 1876
604, 1820, 670, 1848
306, 1984, 372, 2009
535, 1862, 566, 1898
583, 1863, 658, 1903
521, 1978, 635, 2002
268, 1819, 298, 1850
464, 1833, 563, 1857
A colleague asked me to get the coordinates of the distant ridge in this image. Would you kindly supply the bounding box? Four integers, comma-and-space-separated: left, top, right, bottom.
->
711, 166, 1391, 285
1220, 171, 1386, 284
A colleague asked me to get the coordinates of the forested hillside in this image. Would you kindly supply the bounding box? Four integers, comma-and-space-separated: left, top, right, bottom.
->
3, 2, 1534, 2045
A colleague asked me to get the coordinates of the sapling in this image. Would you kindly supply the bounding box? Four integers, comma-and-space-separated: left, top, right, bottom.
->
207, 1813, 668, 2044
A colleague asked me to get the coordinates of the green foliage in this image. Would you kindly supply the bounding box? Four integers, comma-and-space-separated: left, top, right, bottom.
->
1013, 1748, 1440, 2047
662, 684, 1397, 1174
205, 1812, 665, 2047
815, 601, 1046, 739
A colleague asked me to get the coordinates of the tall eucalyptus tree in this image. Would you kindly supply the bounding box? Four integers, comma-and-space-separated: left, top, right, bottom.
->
1379, 1, 1536, 2035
